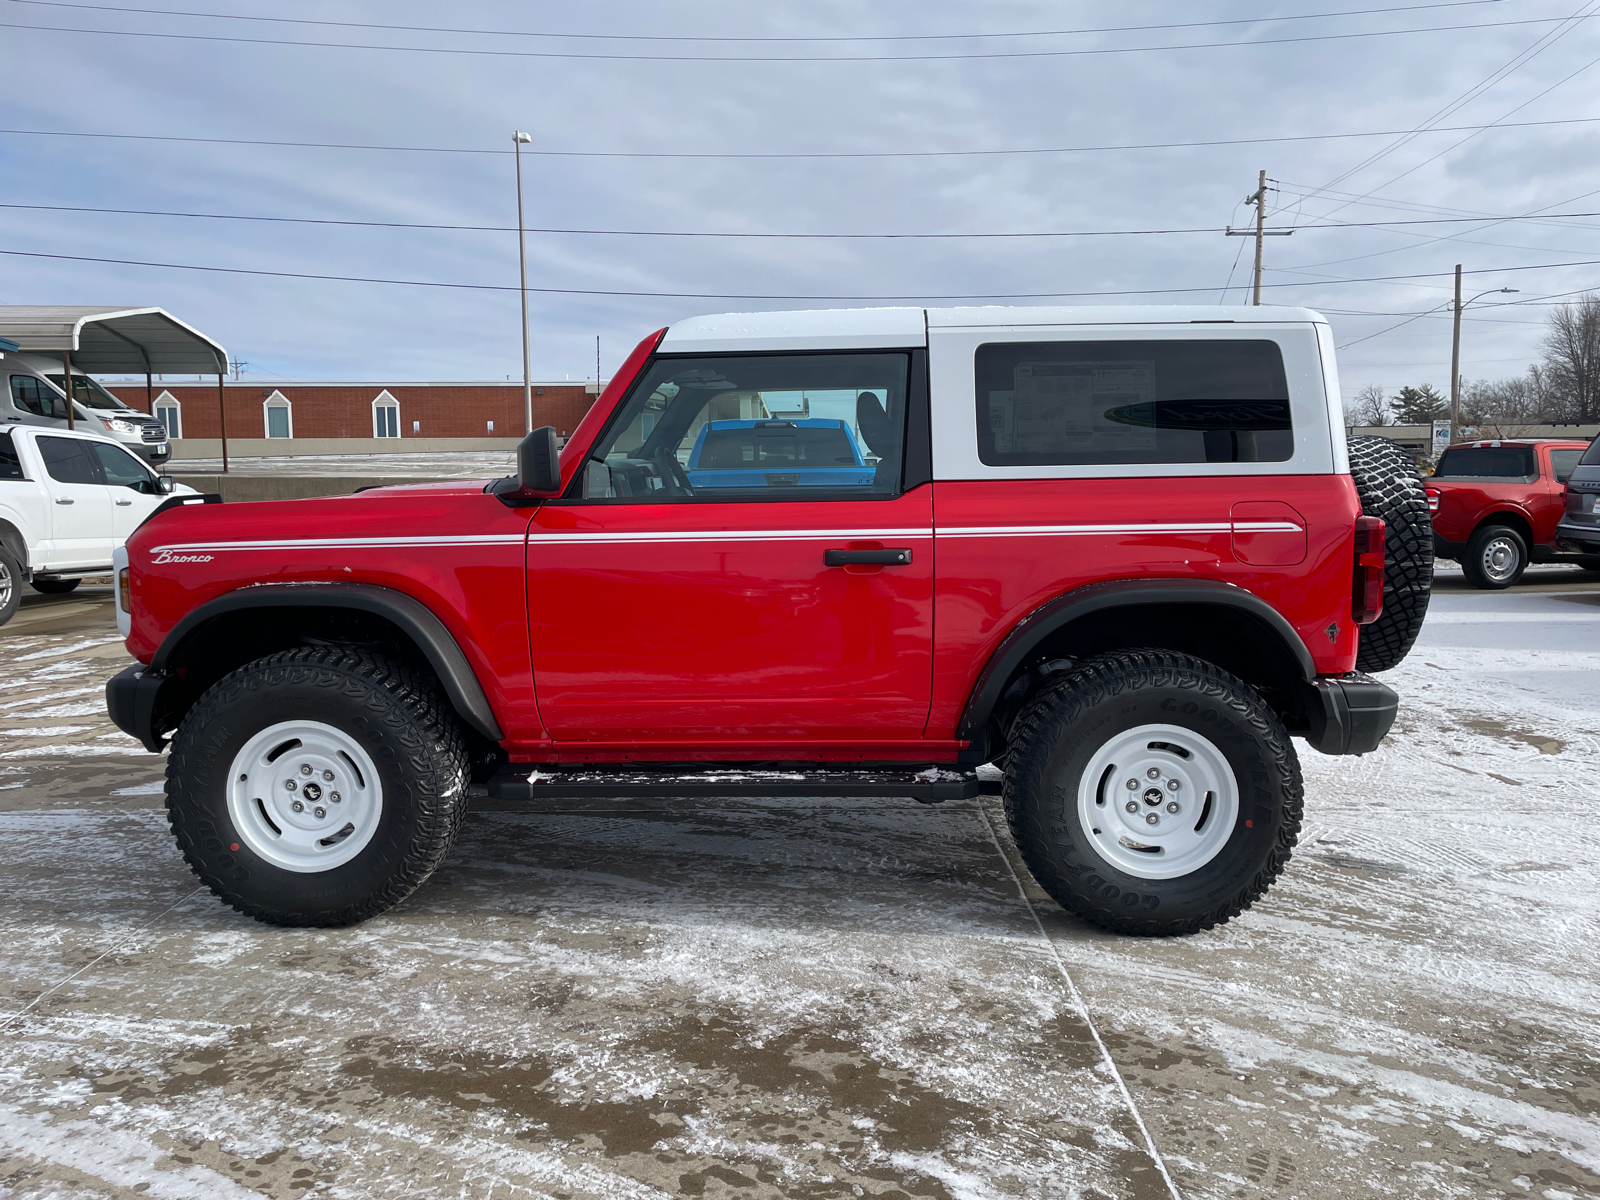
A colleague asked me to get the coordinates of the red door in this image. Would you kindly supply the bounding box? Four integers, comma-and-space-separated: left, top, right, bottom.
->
526, 490, 934, 751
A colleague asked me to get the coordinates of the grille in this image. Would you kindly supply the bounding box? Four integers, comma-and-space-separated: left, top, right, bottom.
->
140, 424, 167, 442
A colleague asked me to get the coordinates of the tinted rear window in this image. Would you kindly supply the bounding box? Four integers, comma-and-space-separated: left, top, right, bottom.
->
0, 430, 23, 481
1581, 438, 1600, 466
694, 423, 859, 469
975, 339, 1293, 466
38, 436, 103, 485
1434, 446, 1536, 479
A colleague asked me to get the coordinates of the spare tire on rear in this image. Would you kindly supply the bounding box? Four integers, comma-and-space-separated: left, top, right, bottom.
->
1348, 436, 1432, 672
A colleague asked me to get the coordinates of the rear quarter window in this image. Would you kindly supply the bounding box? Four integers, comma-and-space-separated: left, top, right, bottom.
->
1580, 438, 1600, 467
974, 339, 1293, 466
0, 430, 24, 480
1434, 446, 1536, 480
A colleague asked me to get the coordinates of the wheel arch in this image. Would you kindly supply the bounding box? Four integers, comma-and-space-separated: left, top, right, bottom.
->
149, 583, 503, 743
1470, 508, 1534, 547
957, 579, 1316, 759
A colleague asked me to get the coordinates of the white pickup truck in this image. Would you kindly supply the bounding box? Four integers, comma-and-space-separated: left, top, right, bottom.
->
0, 425, 193, 625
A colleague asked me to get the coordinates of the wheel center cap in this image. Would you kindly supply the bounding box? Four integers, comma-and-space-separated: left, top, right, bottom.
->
302, 781, 323, 802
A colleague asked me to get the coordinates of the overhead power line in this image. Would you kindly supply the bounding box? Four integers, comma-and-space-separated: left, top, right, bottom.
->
4, 247, 1596, 302
12, 201, 1600, 239
4, 0, 1506, 43
4, 114, 1599, 161
0, 13, 1581, 63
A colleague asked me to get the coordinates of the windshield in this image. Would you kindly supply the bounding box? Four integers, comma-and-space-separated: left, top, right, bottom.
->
1434, 446, 1536, 479
46, 372, 130, 412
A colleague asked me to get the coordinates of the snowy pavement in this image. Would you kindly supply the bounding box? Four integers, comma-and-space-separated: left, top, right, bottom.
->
1, 577, 1597, 1199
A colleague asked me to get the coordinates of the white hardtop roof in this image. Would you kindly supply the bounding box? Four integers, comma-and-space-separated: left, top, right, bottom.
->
0, 306, 227, 375
660, 305, 1326, 352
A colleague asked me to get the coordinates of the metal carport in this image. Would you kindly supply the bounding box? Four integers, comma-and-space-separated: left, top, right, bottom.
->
0, 306, 234, 468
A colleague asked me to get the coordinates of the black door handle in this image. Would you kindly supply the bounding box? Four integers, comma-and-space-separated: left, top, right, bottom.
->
824, 548, 912, 566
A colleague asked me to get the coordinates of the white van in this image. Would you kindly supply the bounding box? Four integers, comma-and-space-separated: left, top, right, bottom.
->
3, 353, 170, 465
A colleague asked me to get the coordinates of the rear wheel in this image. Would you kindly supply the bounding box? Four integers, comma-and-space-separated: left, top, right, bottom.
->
1003, 649, 1302, 937
29, 578, 81, 595
1462, 524, 1528, 589
165, 647, 469, 926
1348, 436, 1432, 671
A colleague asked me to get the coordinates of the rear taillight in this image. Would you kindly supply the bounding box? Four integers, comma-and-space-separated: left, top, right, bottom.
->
1353, 516, 1385, 626
1424, 487, 1440, 514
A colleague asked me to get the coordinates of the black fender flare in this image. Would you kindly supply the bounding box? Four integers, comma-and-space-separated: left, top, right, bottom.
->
150, 582, 504, 742
956, 578, 1317, 741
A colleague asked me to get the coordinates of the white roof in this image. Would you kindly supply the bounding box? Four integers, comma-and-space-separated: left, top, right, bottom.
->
660, 305, 1326, 352
0, 306, 227, 374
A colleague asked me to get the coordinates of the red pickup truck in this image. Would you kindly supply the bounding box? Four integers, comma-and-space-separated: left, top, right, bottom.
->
1426, 439, 1595, 588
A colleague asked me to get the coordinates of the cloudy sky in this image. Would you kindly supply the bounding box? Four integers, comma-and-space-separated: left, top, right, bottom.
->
3, 0, 1599, 401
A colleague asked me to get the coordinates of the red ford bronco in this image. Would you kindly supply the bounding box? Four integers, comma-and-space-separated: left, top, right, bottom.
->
106, 306, 1431, 936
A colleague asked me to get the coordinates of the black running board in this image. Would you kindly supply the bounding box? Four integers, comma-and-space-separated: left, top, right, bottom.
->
485, 766, 980, 805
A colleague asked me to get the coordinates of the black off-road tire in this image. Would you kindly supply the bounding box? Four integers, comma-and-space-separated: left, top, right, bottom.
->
1348, 436, 1432, 671
1461, 523, 1528, 590
29, 578, 80, 595
0, 546, 20, 626
165, 647, 470, 927
1003, 649, 1303, 937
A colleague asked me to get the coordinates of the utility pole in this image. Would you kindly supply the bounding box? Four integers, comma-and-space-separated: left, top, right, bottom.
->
1450, 264, 1463, 443
1225, 170, 1293, 305
1449, 269, 1519, 444
596, 335, 601, 390
514, 130, 533, 435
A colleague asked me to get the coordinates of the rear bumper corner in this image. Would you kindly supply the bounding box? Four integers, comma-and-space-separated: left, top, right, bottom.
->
1303, 673, 1398, 756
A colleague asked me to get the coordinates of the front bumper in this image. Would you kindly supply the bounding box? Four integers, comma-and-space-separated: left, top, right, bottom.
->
1303, 673, 1398, 756
106, 664, 174, 753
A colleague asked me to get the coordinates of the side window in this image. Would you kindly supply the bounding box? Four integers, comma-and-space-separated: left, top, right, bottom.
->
0, 430, 24, 481
975, 340, 1293, 467
10, 375, 66, 420
1550, 448, 1583, 483
89, 441, 158, 492
579, 352, 911, 502
37, 437, 104, 485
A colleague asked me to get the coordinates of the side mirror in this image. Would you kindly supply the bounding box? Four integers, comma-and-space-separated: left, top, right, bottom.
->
155, 475, 178, 494
518, 426, 562, 494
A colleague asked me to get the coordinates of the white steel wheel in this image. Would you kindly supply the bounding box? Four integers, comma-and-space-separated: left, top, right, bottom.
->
1077, 722, 1239, 881
226, 720, 384, 873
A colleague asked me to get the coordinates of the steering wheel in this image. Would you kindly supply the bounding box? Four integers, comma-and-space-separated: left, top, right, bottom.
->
654, 451, 695, 497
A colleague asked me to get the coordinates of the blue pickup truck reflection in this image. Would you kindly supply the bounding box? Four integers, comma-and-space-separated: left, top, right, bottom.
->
685, 419, 874, 489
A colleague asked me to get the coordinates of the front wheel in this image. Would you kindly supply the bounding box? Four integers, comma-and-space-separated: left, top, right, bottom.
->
0, 547, 19, 626
165, 647, 470, 926
1003, 649, 1303, 937
1462, 524, 1528, 589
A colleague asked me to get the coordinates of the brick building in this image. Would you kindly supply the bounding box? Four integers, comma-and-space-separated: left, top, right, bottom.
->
106, 380, 599, 442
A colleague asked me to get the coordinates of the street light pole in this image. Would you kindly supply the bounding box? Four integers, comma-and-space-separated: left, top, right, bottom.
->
514, 130, 533, 436
1448, 266, 1518, 443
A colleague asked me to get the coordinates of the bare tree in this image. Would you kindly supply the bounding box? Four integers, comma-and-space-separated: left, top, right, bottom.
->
1345, 383, 1390, 427
1541, 294, 1600, 422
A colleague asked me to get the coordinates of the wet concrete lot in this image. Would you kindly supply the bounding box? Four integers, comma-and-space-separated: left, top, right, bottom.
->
2, 573, 1598, 1199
